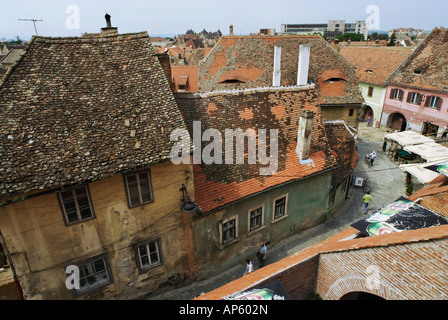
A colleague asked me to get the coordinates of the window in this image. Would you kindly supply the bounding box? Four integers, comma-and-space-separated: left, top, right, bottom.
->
136, 239, 162, 272
221, 219, 236, 244
124, 170, 154, 207
390, 88, 404, 101
69, 254, 113, 297
328, 189, 335, 208
425, 95, 442, 109
249, 207, 263, 231
407, 92, 423, 105
273, 196, 287, 220
58, 186, 95, 225
349, 109, 354, 117
367, 86, 374, 97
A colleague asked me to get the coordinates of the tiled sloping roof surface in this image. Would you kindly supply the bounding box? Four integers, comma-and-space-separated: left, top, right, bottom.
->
387, 27, 448, 92
198, 35, 364, 105
339, 47, 412, 86
176, 87, 339, 213
0, 32, 189, 197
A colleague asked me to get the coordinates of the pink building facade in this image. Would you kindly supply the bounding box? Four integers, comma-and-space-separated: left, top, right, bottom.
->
381, 85, 448, 137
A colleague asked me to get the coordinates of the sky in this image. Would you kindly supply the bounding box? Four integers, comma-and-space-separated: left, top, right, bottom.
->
1, 0, 447, 41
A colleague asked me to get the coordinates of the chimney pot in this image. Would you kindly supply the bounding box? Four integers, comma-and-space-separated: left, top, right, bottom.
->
296, 110, 314, 162
229, 24, 234, 36
105, 13, 112, 28
297, 44, 311, 86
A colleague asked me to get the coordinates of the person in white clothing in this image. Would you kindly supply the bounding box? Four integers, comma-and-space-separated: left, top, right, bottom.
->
243, 259, 254, 276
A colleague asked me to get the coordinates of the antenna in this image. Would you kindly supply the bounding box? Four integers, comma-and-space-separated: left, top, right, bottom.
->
18, 18, 43, 36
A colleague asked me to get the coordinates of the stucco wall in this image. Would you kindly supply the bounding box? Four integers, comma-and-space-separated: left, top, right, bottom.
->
0, 160, 194, 299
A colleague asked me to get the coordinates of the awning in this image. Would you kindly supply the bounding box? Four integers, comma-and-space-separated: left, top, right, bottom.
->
399, 162, 442, 184
351, 196, 448, 236
385, 131, 434, 147
404, 142, 448, 162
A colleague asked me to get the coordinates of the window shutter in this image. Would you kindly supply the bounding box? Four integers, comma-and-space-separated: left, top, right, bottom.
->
399, 90, 404, 101
437, 97, 443, 110
416, 94, 423, 105
406, 92, 412, 103
424, 95, 431, 107
390, 89, 395, 99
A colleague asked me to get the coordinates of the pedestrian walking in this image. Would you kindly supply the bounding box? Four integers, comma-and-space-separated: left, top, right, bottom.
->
368, 151, 376, 166
243, 259, 254, 276
257, 242, 267, 267
363, 191, 372, 215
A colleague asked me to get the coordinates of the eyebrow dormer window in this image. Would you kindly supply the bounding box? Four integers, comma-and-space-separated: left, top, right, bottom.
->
414, 65, 428, 75
325, 77, 347, 83
217, 73, 247, 85
218, 79, 245, 84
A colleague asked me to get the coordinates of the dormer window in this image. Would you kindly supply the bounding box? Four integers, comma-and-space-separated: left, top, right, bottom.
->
325, 77, 346, 84
366, 69, 374, 73
218, 74, 246, 84
414, 65, 428, 75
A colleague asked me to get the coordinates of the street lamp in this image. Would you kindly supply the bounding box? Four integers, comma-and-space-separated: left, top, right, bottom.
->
180, 184, 199, 213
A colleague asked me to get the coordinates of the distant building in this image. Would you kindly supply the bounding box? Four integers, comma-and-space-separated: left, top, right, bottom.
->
281, 20, 368, 40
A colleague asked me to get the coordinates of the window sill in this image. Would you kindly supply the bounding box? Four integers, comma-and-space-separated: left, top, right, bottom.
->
247, 225, 266, 237
220, 236, 241, 250
271, 214, 288, 224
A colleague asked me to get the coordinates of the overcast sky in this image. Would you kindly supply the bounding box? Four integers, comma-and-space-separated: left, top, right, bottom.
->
1, 0, 447, 40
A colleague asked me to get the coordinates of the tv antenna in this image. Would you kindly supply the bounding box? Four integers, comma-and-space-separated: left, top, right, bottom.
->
18, 18, 43, 36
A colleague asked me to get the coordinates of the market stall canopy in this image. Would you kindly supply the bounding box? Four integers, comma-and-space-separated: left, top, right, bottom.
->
225, 280, 291, 300
351, 196, 448, 236
404, 142, 448, 162
399, 161, 442, 184
385, 131, 434, 147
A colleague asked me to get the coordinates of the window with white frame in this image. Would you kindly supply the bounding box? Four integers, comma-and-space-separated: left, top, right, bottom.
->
221, 218, 236, 245
273, 195, 287, 220
426, 95, 442, 109
391, 88, 404, 101
136, 239, 162, 272
124, 170, 154, 207
249, 206, 263, 231
58, 186, 95, 225
407, 92, 423, 105
70, 254, 113, 297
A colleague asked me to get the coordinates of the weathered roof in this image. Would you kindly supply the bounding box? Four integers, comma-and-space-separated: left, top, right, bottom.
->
386, 27, 448, 92
339, 46, 412, 86
0, 32, 189, 198
198, 35, 364, 105
176, 86, 346, 213
0, 48, 24, 66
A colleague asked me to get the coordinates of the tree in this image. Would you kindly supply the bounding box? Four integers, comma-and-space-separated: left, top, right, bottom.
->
387, 32, 397, 46
336, 33, 365, 42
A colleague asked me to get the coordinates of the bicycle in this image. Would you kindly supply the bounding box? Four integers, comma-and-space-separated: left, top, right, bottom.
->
364, 155, 373, 168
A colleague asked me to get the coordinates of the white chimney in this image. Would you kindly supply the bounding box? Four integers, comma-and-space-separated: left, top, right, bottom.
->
296, 110, 314, 164
272, 45, 281, 86
297, 44, 311, 86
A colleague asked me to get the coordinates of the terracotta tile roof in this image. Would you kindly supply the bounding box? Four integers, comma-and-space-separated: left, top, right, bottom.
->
408, 175, 448, 217
171, 65, 199, 92
339, 47, 412, 86
198, 35, 364, 105
0, 32, 189, 198
387, 27, 448, 92
196, 223, 448, 300
176, 87, 343, 213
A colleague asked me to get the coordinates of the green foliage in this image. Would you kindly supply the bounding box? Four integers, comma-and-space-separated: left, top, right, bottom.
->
388, 32, 397, 46
406, 184, 413, 195
307, 292, 323, 300
336, 33, 365, 42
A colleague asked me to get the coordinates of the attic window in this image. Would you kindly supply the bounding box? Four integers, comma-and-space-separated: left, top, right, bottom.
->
366, 69, 374, 73
414, 65, 428, 74
325, 78, 346, 83
218, 74, 247, 84
219, 79, 245, 84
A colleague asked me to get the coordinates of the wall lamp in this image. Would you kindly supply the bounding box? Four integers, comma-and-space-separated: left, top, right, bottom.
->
180, 184, 199, 213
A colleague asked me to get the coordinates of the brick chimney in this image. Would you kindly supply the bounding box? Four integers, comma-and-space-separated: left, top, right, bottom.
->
272, 45, 281, 86
295, 110, 314, 163
297, 44, 310, 86
229, 24, 234, 36
101, 13, 119, 37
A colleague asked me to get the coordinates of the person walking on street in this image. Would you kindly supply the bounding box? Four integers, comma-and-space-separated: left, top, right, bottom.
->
363, 191, 372, 215
258, 242, 267, 268
243, 259, 254, 276
368, 151, 376, 166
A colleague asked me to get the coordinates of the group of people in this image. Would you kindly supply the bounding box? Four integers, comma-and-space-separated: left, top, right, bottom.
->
243, 242, 267, 276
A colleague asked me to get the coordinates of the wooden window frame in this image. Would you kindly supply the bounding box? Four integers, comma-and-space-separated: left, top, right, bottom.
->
407, 92, 423, 105
272, 194, 288, 222
425, 95, 442, 110
123, 169, 154, 208
69, 253, 114, 298
134, 238, 163, 274
220, 216, 238, 246
248, 204, 264, 233
390, 88, 404, 101
367, 86, 374, 98
58, 185, 95, 226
